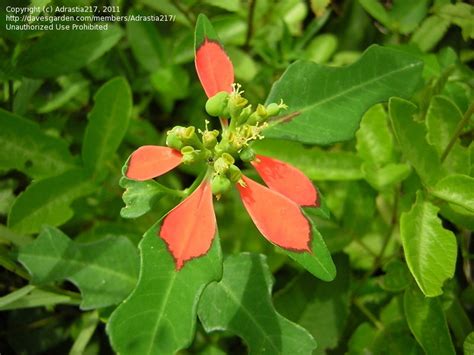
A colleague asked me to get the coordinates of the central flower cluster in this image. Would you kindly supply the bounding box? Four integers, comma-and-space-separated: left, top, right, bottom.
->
164, 84, 288, 198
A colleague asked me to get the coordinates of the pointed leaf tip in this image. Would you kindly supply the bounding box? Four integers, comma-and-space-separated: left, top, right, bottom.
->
252, 155, 318, 207
237, 175, 311, 252
159, 180, 216, 270
125, 145, 182, 181
195, 40, 234, 97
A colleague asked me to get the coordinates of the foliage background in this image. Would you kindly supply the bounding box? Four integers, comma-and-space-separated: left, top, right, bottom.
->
0, 0, 473, 354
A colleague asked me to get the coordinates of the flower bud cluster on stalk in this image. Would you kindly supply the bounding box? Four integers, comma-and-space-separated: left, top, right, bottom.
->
165, 84, 287, 198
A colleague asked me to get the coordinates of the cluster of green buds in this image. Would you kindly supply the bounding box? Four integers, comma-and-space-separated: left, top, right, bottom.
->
165, 84, 287, 198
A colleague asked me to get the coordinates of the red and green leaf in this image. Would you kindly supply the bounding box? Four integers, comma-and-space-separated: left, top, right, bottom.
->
194, 14, 234, 97
252, 154, 319, 207
237, 175, 311, 251
159, 180, 217, 270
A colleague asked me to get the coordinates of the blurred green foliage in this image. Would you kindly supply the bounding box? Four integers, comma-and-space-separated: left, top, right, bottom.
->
0, 0, 473, 354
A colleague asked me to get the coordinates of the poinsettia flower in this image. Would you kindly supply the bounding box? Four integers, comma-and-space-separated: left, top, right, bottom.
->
126, 146, 319, 269
124, 24, 320, 270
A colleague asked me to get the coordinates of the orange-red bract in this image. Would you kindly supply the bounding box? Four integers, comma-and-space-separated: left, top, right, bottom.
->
126, 146, 182, 181
237, 175, 311, 252
159, 180, 216, 270
195, 40, 234, 98
252, 155, 318, 207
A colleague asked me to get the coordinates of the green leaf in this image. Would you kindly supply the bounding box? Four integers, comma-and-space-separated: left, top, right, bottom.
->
400, 192, 457, 297
404, 284, 456, 354
119, 177, 167, 219
283, 214, 336, 281
18, 226, 139, 309
8, 169, 97, 234
389, 97, 445, 186
432, 174, 474, 213
358, 0, 392, 29
437, 3, 474, 40
82, 77, 132, 177
464, 332, 474, 355
264, 45, 423, 144
107, 226, 222, 354
16, 25, 123, 78
195, 14, 221, 50
362, 163, 411, 191
426, 95, 470, 175
411, 16, 450, 52
356, 104, 411, 189
150, 65, 190, 100
198, 253, 317, 354
274, 254, 350, 354
253, 139, 363, 180
127, 10, 166, 71
379, 260, 411, 292
356, 104, 393, 166
0, 108, 76, 179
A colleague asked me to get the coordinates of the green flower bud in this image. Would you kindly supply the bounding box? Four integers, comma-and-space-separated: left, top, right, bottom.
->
256, 104, 268, 118
228, 94, 249, 119
166, 132, 183, 150
266, 103, 280, 116
239, 146, 255, 162
181, 146, 196, 164
211, 174, 231, 196
235, 105, 252, 125
214, 156, 230, 174
202, 129, 219, 149
227, 165, 242, 183
206, 91, 230, 117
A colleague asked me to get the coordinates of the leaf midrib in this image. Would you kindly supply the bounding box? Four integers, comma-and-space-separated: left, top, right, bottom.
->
220, 283, 280, 353
23, 253, 137, 285
291, 61, 421, 116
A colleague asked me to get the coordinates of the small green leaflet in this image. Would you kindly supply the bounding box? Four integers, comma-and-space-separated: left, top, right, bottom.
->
107, 225, 222, 355
8, 169, 96, 234
127, 10, 166, 72
404, 284, 456, 354
82, 77, 132, 178
119, 177, 166, 219
18, 226, 139, 309
198, 253, 317, 354
264, 45, 423, 145
432, 174, 474, 213
426, 95, 469, 175
356, 104, 411, 190
16, 25, 123, 78
400, 192, 457, 297
0, 108, 76, 179
389, 97, 445, 186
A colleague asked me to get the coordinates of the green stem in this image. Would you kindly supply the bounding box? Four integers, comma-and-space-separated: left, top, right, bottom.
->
183, 168, 210, 196
170, 0, 195, 26
441, 102, 474, 163
244, 0, 257, 49
155, 182, 187, 198
354, 298, 384, 330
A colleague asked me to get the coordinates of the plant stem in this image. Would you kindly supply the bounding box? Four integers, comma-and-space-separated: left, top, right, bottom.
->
440, 102, 474, 163
354, 298, 384, 330
8, 80, 14, 111
244, 0, 257, 49
170, 0, 195, 27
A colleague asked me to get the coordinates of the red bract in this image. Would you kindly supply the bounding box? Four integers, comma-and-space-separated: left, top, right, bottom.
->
195, 40, 234, 97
